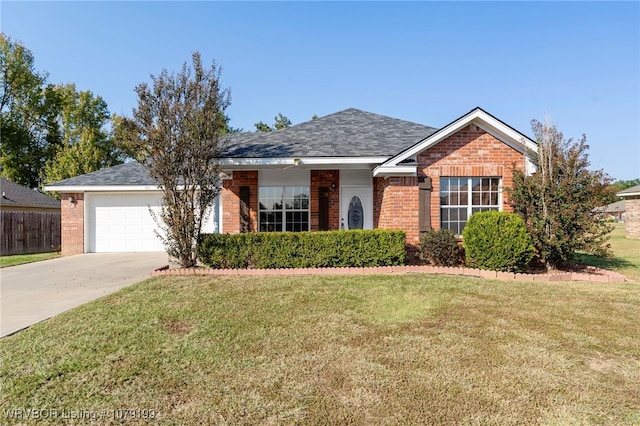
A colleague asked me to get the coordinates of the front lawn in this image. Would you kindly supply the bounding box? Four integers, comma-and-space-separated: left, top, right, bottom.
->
1, 274, 639, 424
0, 252, 59, 268
576, 223, 640, 281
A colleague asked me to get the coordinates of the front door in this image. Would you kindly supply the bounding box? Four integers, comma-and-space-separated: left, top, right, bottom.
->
341, 186, 373, 230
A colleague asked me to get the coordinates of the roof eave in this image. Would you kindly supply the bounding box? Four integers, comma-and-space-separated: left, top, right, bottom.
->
617, 191, 640, 198
219, 156, 389, 168
372, 165, 418, 177
44, 185, 162, 192
380, 108, 537, 169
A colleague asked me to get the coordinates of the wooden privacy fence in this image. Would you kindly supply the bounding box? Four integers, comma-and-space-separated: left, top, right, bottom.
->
1, 211, 61, 255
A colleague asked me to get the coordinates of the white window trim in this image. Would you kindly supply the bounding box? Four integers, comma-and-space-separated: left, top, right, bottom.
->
440, 177, 502, 234
258, 186, 310, 232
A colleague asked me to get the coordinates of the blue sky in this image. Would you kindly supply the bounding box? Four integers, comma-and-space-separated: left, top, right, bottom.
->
2, 1, 639, 180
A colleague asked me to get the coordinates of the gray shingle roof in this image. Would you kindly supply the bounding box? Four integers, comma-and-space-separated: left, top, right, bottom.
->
617, 184, 640, 196
47, 162, 158, 186
224, 108, 437, 158
595, 200, 625, 213
47, 108, 438, 187
0, 178, 60, 209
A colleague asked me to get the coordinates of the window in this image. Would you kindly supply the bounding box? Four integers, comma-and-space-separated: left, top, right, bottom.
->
259, 186, 309, 232
440, 177, 500, 234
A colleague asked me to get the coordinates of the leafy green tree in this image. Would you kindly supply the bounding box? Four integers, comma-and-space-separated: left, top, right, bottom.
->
43, 85, 124, 184
1, 34, 123, 188
254, 120, 273, 132
117, 52, 230, 267
222, 113, 242, 134
273, 112, 291, 130
510, 119, 613, 268
609, 178, 640, 197
254, 112, 292, 132
0, 33, 47, 188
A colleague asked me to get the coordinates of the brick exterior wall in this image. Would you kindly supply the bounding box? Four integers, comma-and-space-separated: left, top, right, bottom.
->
60, 192, 84, 255
373, 176, 420, 243
221, 170, 341, 233
310, 170, 340, 231
372, 124, 526, 245
221, 171, 258, 234
418, 124, 526, 231
624, 196, 640, 239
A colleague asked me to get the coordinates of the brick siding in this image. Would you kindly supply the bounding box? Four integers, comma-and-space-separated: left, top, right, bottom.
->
60, 192, 84, 255
373, 176, 419, 242
418, 124, 526, 232
310, 170, 340, 230
221, 171, 258, 233
373, 124, 526, 245
624, 196, 640, 239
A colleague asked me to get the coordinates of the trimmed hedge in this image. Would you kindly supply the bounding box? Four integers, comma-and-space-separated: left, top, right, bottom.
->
418, 229, 465, 266
462, 211, 534, 272
198, 229, 407, 269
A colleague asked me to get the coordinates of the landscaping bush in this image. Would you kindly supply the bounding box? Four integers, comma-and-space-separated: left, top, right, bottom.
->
418, 229, 464, 266
198, 229, 407, 269
462, 211, 534, 272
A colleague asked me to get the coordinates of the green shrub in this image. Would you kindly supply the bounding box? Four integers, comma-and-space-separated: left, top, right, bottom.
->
198, 229, 407, 269
462, 211, 534, 272
418, 229, 464, 266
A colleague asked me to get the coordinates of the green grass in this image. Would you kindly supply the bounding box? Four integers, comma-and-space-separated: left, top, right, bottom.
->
576, 223, 640, 282
1, 274, 639, 424
0, 252, 59, 268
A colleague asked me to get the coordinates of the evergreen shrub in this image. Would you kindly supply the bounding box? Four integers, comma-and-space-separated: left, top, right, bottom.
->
462, 211, 534, 272
198, 229, 406, 269
418, 229, 464, 266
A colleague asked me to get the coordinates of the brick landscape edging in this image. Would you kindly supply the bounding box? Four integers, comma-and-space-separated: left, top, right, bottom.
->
151, 264, 628, 283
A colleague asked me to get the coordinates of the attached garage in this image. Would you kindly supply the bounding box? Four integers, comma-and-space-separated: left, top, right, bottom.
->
45, 162, 221, 255
86, 192, 164, 252
85, 192, 220, 253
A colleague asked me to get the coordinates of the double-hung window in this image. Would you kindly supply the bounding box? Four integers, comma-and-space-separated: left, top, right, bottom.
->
440, 177, 500, 235
259, 186, 310, 232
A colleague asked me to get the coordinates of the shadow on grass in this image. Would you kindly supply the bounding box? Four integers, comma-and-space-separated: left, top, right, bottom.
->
574, 253, 636, 271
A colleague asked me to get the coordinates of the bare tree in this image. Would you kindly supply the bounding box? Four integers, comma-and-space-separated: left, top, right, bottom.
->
119, 52, 230, 267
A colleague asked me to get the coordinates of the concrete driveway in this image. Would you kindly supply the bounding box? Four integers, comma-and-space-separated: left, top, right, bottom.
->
0, 252, 168, 337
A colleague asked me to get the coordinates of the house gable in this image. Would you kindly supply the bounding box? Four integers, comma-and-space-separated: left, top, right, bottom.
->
373, 107, 537, 177
418, 123, 528, 233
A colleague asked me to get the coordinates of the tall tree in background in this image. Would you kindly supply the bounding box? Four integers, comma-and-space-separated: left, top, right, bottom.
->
610, 178, 640, 197
43, 84, 124, 184
1, 33, 123, 188
117, 52, 230, 267
254, 112, 292, 132
0, 33, 48, 188
510, 119, 613, 269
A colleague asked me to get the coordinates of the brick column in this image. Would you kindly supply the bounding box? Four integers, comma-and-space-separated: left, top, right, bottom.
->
60, 192, 84, 255
373, 176, 419, 243
624, 197, 640, 239
310, 170, 340, 230
221, 171, 258, 233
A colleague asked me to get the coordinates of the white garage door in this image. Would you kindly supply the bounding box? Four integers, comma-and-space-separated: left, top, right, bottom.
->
88, 193, 165, 253
87, 192, 220, 253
